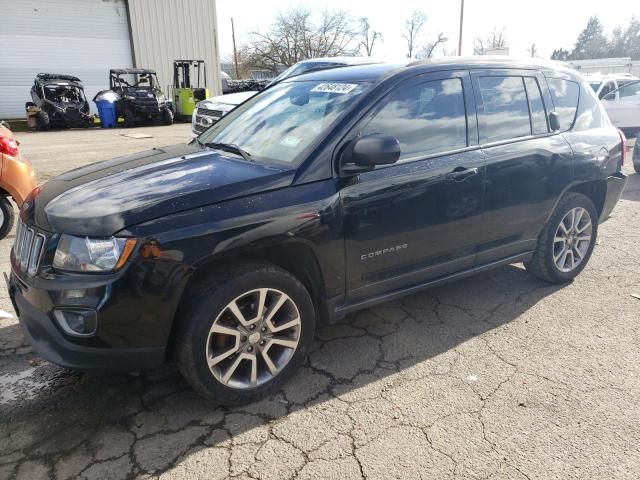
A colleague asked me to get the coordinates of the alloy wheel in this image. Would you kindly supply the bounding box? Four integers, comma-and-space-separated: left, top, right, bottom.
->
205, 288, 302, 389
553, 207, 593, 273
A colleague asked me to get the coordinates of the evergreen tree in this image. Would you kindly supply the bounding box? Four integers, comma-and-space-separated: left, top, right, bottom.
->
551, 48, 570, 61
570, 16, 608, 60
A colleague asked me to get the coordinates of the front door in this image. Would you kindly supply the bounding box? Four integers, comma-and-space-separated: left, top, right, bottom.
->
340, 72, 486, 302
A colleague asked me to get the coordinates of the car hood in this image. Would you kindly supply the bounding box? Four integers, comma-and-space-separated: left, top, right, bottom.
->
198, 91, 257, 109
27, 143, 294, 236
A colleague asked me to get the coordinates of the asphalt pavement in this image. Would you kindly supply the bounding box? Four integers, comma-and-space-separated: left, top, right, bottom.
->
1, 125, 639, 479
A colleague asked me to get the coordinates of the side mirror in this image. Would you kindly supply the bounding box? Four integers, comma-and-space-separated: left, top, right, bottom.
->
340, 134, 401, 175
548, 111, 561, 132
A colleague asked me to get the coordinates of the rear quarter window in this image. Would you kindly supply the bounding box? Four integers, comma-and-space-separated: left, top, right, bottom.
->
573, 80, 610, 131
547, 78, 579, 131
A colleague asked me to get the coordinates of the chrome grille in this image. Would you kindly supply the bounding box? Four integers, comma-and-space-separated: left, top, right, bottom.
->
13, 220, 46, 276
197, 108, 223, 117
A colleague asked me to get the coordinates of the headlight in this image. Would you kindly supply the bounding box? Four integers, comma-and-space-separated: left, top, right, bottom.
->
53, 235, 137, 272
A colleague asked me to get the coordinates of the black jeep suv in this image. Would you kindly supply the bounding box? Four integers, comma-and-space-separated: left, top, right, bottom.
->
9, 59, 627, 404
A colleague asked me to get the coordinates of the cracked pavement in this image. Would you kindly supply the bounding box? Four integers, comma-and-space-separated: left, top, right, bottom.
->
1, 125, 640, 479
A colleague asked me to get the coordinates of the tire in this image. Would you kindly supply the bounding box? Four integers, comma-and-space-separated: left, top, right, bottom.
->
36, 110, 50, 131
162, 107, 174, 126
123, 109, 136, 128
524, 192, 598, 284
634, 160, 640, 174
0, 197, 15, 240
175, 262, 315, 405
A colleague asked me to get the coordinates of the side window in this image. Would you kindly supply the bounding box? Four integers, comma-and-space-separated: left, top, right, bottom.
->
478, 76, 531, 143
547, 78, 580, 131
599, 81, 615, 98
617, 82, 640, 99
361, 78, 467, 161
524, 77, 548, 135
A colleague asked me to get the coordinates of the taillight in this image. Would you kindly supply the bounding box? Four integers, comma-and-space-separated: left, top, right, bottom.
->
0, 136, 19, 157
618, 128, 627, 166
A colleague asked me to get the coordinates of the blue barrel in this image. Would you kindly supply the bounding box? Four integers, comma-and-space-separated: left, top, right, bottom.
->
95, 100, 116, 128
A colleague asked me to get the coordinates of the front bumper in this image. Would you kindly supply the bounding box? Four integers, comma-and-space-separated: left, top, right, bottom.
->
8, 271, 164, 371
599, 171, 628, 222
6, 217, 183, 373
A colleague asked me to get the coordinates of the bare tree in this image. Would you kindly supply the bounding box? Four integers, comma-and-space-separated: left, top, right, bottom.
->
474, 27, 507, 55
417, 33, 448, 58
402, 10, 427, 58
245, 7, 357, 72
359, 17, 382, 56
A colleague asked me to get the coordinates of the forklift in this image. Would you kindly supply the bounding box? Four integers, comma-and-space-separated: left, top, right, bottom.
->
171, 60, 209, 122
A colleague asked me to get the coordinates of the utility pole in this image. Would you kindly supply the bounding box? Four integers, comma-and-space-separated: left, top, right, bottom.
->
231, 17, 239, 79
458, 0, 465, 55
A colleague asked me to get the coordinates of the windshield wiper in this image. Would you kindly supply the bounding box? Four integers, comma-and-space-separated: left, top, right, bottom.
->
205, 142, 253, 162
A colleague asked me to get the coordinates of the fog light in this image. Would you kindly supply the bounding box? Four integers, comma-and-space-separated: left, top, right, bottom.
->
62, 289, 87, 299
54, 309, 97, 336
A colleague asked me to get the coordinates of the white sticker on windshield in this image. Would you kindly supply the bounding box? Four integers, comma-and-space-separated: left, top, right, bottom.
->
311, 83, 358, 94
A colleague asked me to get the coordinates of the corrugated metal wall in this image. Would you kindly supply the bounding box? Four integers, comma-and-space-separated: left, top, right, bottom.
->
0, 0, 134, 118
127, 0, 222, 97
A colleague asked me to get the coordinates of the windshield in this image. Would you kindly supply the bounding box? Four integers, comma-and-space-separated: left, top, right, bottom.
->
199, 80, 367, 165
115, 73, 158, 89
44, 84, 85, 103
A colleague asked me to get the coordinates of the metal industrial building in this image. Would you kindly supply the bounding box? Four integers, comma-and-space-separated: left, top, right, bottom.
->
0, 0, 222, 119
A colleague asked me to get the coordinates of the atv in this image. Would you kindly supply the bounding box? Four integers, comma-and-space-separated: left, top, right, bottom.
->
27, 74, 93, 130
108, 68, 173, 127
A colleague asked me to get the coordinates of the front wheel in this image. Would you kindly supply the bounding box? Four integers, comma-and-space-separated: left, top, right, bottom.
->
525, 192, 598, 283
175, 262, 315, 405
0, 197, 16, 240
162, 107, 174, 126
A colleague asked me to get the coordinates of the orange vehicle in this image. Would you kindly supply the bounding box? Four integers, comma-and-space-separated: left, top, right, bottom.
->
0, 122, 38, 239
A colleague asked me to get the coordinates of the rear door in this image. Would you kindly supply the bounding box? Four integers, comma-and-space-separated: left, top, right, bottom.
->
340, 71, 486, 302
472, 69, 574, 264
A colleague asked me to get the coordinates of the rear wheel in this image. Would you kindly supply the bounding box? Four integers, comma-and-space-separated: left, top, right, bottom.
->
524, 192, 598, 283
634, 159, 640, 174
36, 110, 50, 131
0, 197, 15, 240
175, 262, 315, 405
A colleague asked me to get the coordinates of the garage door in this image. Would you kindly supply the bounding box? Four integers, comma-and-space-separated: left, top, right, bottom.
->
0, 0, 134, 119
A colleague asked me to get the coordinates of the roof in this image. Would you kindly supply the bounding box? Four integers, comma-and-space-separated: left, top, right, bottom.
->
298, 56, 395, 66
36, 73, 82, 83
287, 62, 409, 83
292, 56, 580, 84
582, 72, 638, 80
110, 68, 156, 75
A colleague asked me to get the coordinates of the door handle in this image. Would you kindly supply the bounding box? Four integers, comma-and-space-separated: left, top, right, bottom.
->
447, 166, 479, 182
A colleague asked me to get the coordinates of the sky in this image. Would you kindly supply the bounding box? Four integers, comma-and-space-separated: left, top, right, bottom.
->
216, 0, 640, 61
